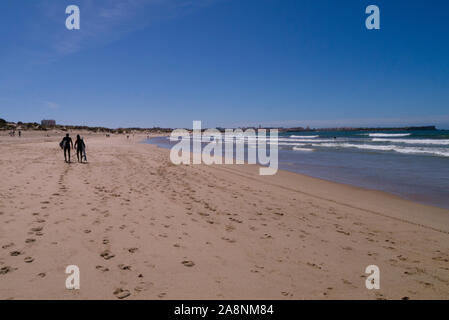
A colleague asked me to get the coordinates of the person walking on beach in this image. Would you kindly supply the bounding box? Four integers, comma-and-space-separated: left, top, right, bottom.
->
60, 133, 73, 163
74, 135, 86, 163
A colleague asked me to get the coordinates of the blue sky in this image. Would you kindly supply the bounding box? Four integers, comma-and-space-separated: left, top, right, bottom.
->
0, 0, 448, 129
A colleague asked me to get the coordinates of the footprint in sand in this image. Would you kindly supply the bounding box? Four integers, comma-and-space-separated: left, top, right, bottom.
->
306, 262, 322, 270
432, 256, 449, 262
24, 257, 34, 263
221, 237, 236, 244
2, 241, 15, 249
37, 272, 46, 278
420, 281, 433, 288
342, 279, 357, 288
229, 217, 243, 223
281, 291, 293, 297
96, 266, 109, 272
182, 260, 195, 267
0, 266, 15, 275
134, 286, 145, 293
100, 250, 115, 260
118, 264, 132, 271
113, 288, 131, 299
128, 248, 138, 253
10, 250, 23, 256
336, 229, 350, 236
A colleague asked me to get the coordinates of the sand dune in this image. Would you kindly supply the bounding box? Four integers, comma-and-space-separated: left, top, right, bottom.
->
0, 132, 448, 299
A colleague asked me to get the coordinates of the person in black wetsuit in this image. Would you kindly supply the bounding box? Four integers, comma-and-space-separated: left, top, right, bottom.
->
60, 133, 73, 163
74, 135, 86, 163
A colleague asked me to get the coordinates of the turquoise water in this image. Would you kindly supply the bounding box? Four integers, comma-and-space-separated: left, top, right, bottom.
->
147, 129, 449, 209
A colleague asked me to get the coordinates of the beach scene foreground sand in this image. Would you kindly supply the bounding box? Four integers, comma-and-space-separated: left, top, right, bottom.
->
0, 132, 448, 299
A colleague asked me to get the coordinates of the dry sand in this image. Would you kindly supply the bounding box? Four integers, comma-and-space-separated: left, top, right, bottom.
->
0, 131, 448, 300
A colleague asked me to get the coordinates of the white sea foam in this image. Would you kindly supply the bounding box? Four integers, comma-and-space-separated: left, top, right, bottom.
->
170, 135, 449, 157
313, 143, 449, 157
367, 133, 411, 137
290, 135, 319, 138
249, 142, 309, 147
292, 147, 314, 152
281, 138, 333, 143
372, 138, 449, 145
316, 143, 397, 151
235, 137, 334, 143
272, 138, 334, 143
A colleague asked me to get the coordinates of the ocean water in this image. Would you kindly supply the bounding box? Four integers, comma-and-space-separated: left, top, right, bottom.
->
146, 129, 449, 209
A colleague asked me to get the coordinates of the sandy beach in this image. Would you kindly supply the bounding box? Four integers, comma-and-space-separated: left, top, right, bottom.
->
0, 131, 448, 300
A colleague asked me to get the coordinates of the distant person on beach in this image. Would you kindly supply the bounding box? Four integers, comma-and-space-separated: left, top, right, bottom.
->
60, 133, 73, 163
74, 135, 86, 163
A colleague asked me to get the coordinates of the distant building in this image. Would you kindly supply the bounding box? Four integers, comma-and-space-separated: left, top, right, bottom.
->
41, 119, 56, 126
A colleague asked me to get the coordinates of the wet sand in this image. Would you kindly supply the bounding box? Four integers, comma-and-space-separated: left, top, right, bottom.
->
0, 131, 448, 299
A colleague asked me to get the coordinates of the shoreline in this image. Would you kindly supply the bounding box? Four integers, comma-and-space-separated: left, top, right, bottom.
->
145, 136, 449, 212
149, 140, 449, 234
0, 131, 448, 299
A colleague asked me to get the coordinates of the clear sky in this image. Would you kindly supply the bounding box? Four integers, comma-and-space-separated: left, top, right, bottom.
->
0, 0, 448, 129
